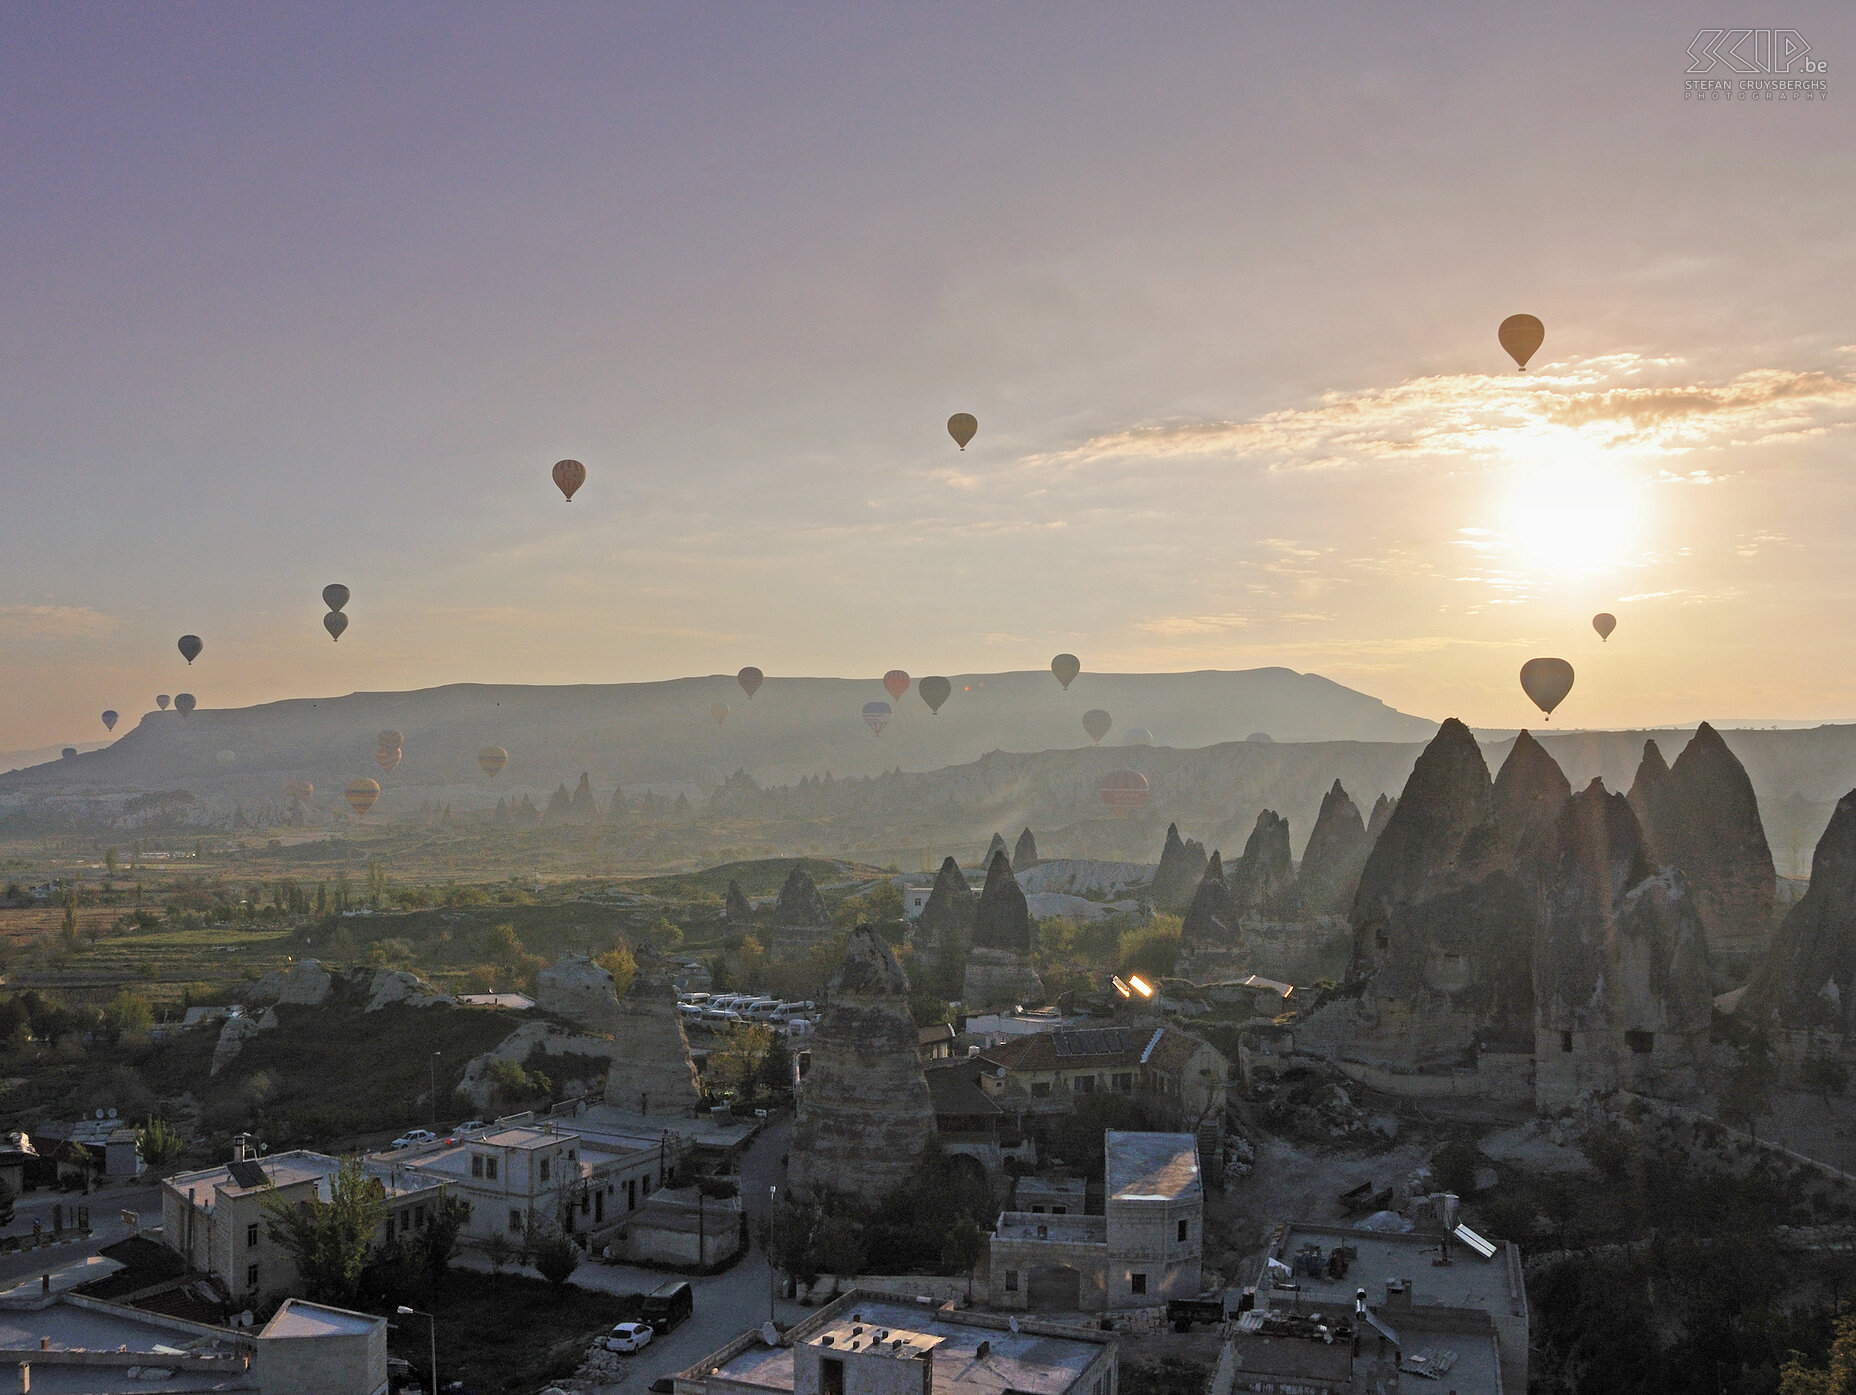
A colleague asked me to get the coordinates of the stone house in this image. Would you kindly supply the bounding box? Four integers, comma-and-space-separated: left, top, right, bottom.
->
990, 1131, 1203, 1312
975, 1026, 1229, 1149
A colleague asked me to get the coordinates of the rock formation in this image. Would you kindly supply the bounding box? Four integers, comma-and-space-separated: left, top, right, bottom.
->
963, 851, 1045, 1007
767, 866, 834, 952
1492, 730, 1572, 875
210, 1009, 279, 1076
607, 949, 703, 1115
1013, 827, 1041, 868
789, 927, 937, 1204
984, 832, 1009, 866
1182, 852, 1239, 952
247, 958, 333, 1006
724, 879, 754, 930
913, 856, 976, 996
1366, 794, 1397, 845
571, 772, 597, 818
1533, 780, 1713, 1107
1231, 811, 1294, 916
1151, 823, 1208, 912
1297, 781, 1370, 918
535, 954, 623, 1033
362, 969, 450, 1011
1754, 787, 1856, 1040
1627, 724, 1776, 958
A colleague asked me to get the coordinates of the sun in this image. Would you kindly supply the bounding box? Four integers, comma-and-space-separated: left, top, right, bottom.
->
1496, 444, 1649, 577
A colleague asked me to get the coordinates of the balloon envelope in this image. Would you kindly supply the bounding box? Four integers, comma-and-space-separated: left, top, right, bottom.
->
1520, 657, 1576, 720
737, 667, 764, 699
323, 611, 348, 642
178, 635, 203, 664
1098, 769, 1151, 815
1082, 709, 1112, 744
552, 458, 586, 501
918, 676, 952, 714
375, 746, 401, 773
1592, 612, 1617, 642
343, 777, 381, 815
156, 695, 170, 710
883, 670, 911, 701
1125, 727, 1153, 746
862, 701, 892, 736
479, 746, 509, 777
1499, 314, 1545, 370
101, 711, 118, 732
284, 778, 313, 802
947, 413, 978, 450
174, 693, 196, 716
216, 749, 236, 766
1051, 653, 1081, 689
322, 584, 350, 613
711, 703, 730, 726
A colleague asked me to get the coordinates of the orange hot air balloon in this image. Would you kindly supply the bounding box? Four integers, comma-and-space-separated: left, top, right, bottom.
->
178, 634, 203, 664
1592, 612, 1617, 642
343, 777, 381, 816
376, 730, 403, 751
711, 703, 730, 726
156, 695, 170, 710
101, 710, 118, 732
1520, 657, 1576, 720
918, 676, 951, 714
883, 670, 911, 701
375, 746, 402, 773
1499, 314, 1545, 371
947, 413, 978, 451
552, 458, 586, 502
479, 746, 509, 777
324, 611, 348, 642
1098, 769, 1151, 815
1051, 653, 1080, 689
1082, 709, 1112, 744
737, 667, 764, 699
284, 778, 314, 802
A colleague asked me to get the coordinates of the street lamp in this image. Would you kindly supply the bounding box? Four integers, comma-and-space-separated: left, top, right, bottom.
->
396, 1305, 436, 1395
429, 1051, 442, 1128
767, 1184, 777, 1321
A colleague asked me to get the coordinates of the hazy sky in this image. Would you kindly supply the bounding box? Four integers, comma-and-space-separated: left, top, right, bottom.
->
5, 2, 1856, 751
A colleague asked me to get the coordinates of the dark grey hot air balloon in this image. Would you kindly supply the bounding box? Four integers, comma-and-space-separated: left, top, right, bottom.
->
174, 693, 197, 717
322, 584, 350, 612
324, 611, 348, 642
1082, 709, 1112, 744
156, 695, 170, 710
101, 710, 118, 732
1499, 314, 1545, 371
947, 413, 978, 451
178, 635, 203, 664
918, 676, 952, 714
1592, 612, 1617, 642
1519, 657, 1575, 720
1051, 653, 1080, 689
737, 667, 764, 699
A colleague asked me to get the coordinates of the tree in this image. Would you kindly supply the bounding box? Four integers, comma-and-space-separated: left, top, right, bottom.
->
810, 1214, 866, 1294
1429, 1140, 1484, 1197
595, 945, 637, 998
1779, 1308, 1856, 1395
101, 990, 153, 1044
416, 1192, 472, 1281
1799, 1055, 1850, 1106
261, 1154, 387, 1306
711, 1024, 776, 1104
940, 1215, 984, 1301
139, 1116, 184, 1168
0, 1177, 15, 1228
482, 1230, 515, 1273
530, 1224, 580, 1288
1719, 1031, 1777, 1141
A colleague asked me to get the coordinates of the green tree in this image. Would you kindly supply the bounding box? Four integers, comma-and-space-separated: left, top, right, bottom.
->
595, 944, 637, 998
529, 1224, 580, 1288
1118, 915, 1182, 981
101, 990, 154, 1044
1719, 1030, 1777, 1141
811, 1214, 866, 1293
940, 1214, 985, 1301
260, 1154, 387, 1306
1780, 1308, 1856, 1395
756, 1198, 821, 1293
1429, 1140, 1484, 1197
104, 849, 118, 879
415, 1192, 472, 1281
138, 1116, 185, 1169
711, 1024, 776, 1104
481, 1230, 516, 1273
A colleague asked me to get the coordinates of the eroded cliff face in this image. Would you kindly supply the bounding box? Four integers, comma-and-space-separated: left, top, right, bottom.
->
608, 950, 703, 1115
724, 879, 754, 930
1014, 828, 1041, 868
964, 851, 1044, 1006
1533, 781, 1712, 1107
1627, 724, 1776, 958
1232, 811, 1294, 916
1366, 793, 1397, 845
788, 927, 936, 1203
767, 866, 834, 952
912, 855, 976, 995
1151, 823, 1209, 912
1493, 730, 1572, 870
1182, 851, 1239, 953
535, 954, 622, 1034
1755, 788, 1856, 1039
1297, 781, 1370, 918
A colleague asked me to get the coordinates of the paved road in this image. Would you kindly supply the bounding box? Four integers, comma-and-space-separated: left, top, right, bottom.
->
0, 1179, 151, 1289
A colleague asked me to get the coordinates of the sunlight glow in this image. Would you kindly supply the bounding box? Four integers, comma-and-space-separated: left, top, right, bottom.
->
1496, 443, 1649, 577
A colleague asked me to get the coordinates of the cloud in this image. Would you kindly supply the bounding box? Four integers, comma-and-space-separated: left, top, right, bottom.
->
0, 605, 120, 638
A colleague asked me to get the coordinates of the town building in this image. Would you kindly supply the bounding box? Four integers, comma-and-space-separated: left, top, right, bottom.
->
989, 1132, 1202, 1312
675, 1291, 1116, 1395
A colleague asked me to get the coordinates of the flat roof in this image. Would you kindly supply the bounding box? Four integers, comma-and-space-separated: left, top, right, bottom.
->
809, 1322, 942, 1361
1104, 1132, 1199, 1203
994, 1212, 1105, 1244
1267, 1223, 1524, 1318
705, 1299, 1105, 1395
260, 1298, 382, 1340
169, 1150, 439, 1204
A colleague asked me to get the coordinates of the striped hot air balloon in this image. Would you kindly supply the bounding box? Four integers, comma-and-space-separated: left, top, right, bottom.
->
1097, 769, 1151, 815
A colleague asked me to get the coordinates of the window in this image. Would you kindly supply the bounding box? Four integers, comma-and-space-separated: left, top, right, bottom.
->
1030, 1082, 1052, 1099
1052, 1206, 1067, 1215
540, 1159, 551, 1183
1112, 1072, 1133, 1093
1131, 1273, 1147, 1296
471, 1154, 483, 1178
246, 1222, 259, 1248
1004, 1270, 1019, 1292
1074, 1076, 1095, 1095
1626, 1030, 1655, 1055
246, 1264, 259, 1289
510, 1209, 523, 1232
401, 1211, 412, 1234
1560, 1031, 1573, 1054
1177, 1219, 1189, 1243
821, 1357, 845, 1395
568, 1149, 575, 1161
642, 1175, 652, 1196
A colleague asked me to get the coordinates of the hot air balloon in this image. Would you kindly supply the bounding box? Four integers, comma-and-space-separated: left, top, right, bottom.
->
178, 635, 203, 665
737, 667, 764, 700
174, 693, 196, 716
156, 695, 170, 710
862, 701, 892, 736
552, 459, 586, 502
284, 778, 314, 802
919, 676, 952, 714
1082, 710, 1112, 744
376, 730, 403, 751
1125, 727, 1153, 746
324, 611, 348, 642
101, 711, 118, 732
479, 746, 509, 777
711, 703, 730, 726
1051, 654, 1080, 689
375, 746, 402, 773
1098, 769, 1151, 815
1520, 657, 1576, 720
947, 413, 978, 451
883, 670, 911, 701
343, 777, 381, 816
216, 749, 237, 766
61, 748, 76, 760
1498, 314, 1545, 371
322, 584, 350, 613
1593, 612, 1617, 642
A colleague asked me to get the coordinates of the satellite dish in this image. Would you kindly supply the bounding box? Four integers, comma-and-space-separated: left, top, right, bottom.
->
1008, 1317, 1020, 1334
107, 1108, 117, 1119
761, 1321, 779, 1346
239, 1310, 254, 1328
95, 1109, 104, 1119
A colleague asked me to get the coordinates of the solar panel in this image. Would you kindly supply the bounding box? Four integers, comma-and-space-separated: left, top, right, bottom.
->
227, 1160, 269, 1190
1052, 1028, 1129, 1057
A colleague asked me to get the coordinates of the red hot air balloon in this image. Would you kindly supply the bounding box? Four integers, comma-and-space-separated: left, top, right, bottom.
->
1520, 657, 1576, 720
883, 670, 911, 702
101, 711, 118, 732
862, 701, 892, 736
1499, 314, 1545, 371
1051, 654, 1080, 689
343, 777, 381, 816
479, 746, 509, 777
737, 667, 764, 700
918, 676, 951, 714
156, 695, 170, 710
178, 635, 203, 664
552, 459, 587, 502
1593, 613, 1617, 642
1098, 770, 1151, 815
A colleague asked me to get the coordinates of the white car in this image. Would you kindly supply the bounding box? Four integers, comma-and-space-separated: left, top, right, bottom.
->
390, 1129, 437, 1149
606, 1322, 654, 1353
456, 1120, 487, 1134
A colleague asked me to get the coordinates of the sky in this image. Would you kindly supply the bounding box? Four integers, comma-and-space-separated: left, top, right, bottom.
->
4, 2, 1856, 752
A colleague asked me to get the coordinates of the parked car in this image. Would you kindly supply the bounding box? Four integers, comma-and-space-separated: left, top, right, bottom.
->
605, 1322, 654, 1353
455, 1120, 487, 1134
641, 1280, 694, 1334
390, 1129, 437, 1150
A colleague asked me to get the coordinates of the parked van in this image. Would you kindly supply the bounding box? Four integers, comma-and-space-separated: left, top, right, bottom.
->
641, 1280, 693, 1334
742, 998, 782, 1021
